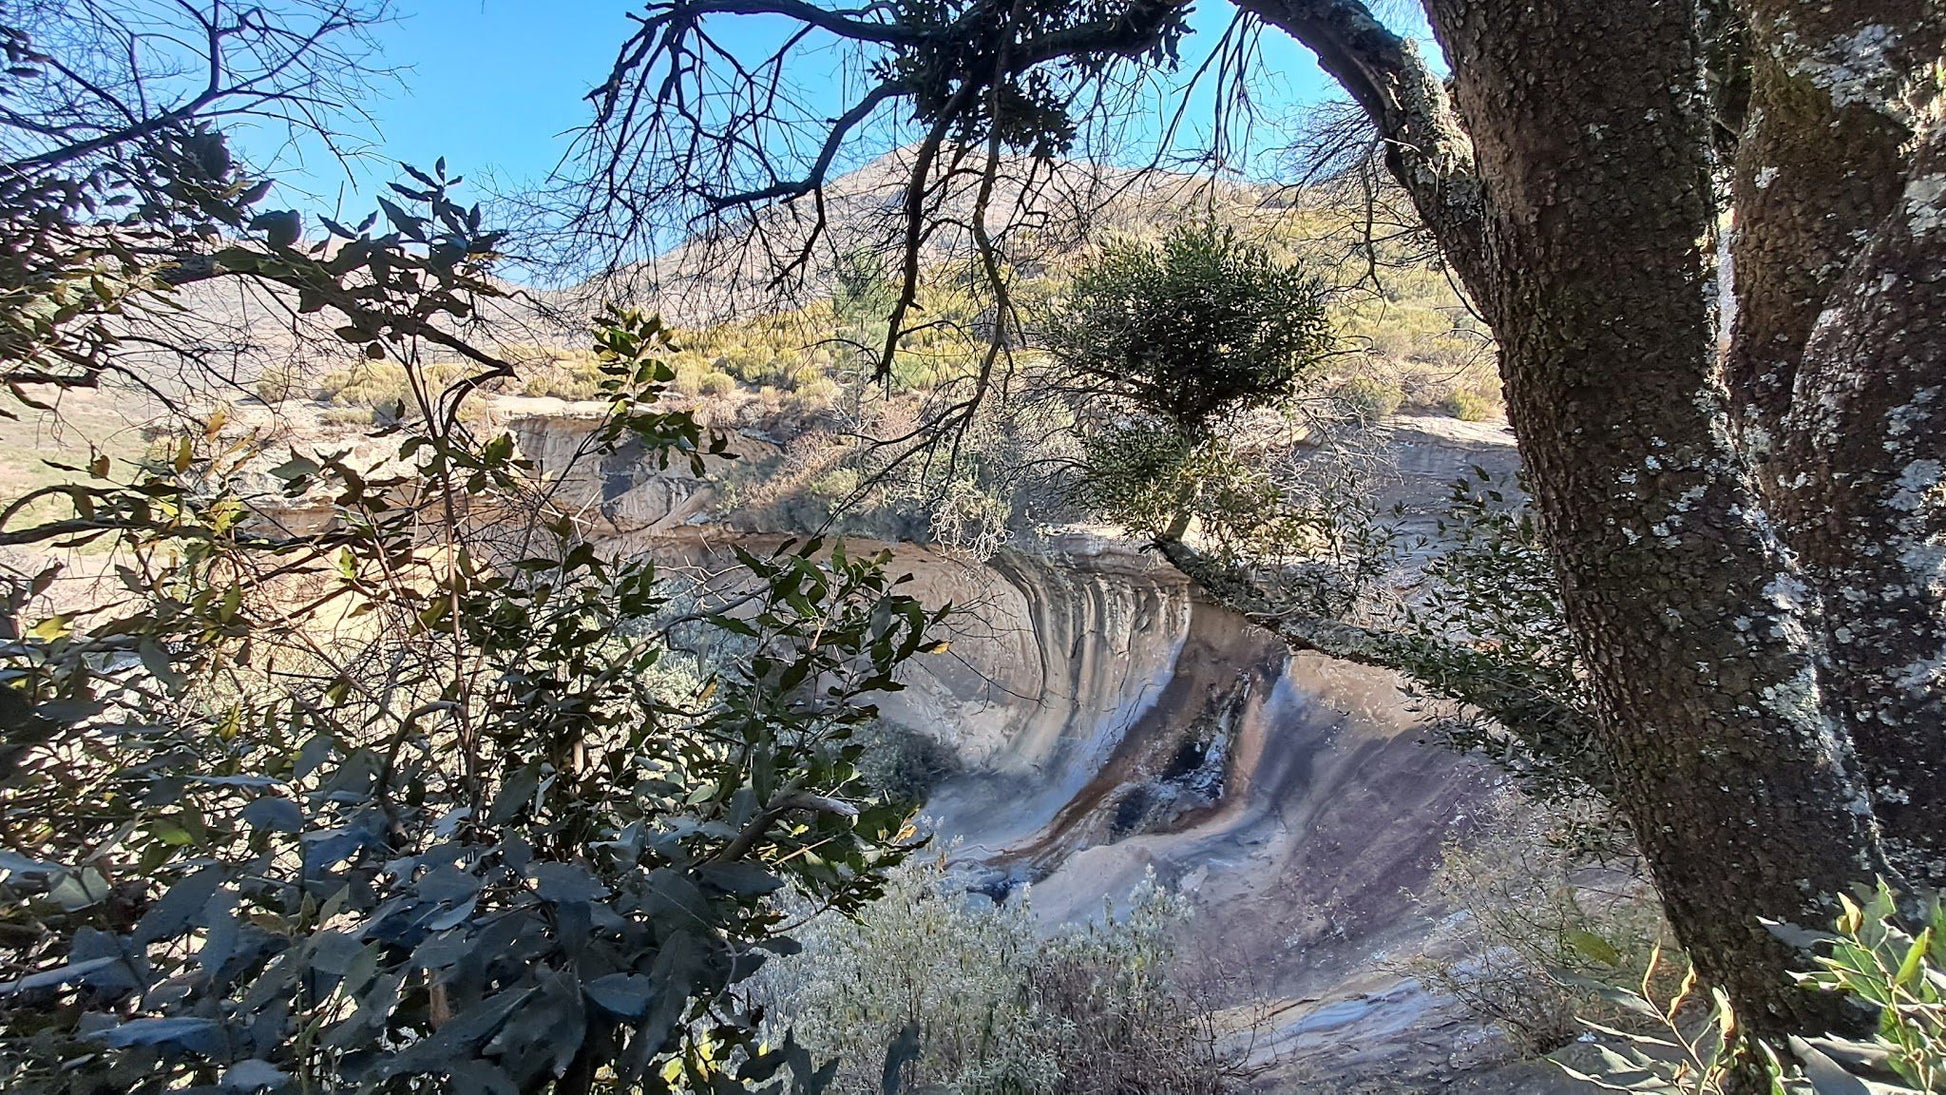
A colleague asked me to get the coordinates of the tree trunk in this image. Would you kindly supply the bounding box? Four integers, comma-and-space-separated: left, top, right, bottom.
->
1775, 113, 1946, 889
1425, 0, 1881, 1036
1730, 2, 1946, 889
1250, 0, 1892, 1037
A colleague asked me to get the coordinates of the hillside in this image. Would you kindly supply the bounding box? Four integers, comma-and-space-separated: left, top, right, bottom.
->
0, 151, 1499, 548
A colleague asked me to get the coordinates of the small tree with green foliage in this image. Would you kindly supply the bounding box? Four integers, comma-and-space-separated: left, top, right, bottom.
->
0, 12, 946, 1086
0, 303, 947, 1093
1036, 223, 1337, 541
1038, 222, 1334, 439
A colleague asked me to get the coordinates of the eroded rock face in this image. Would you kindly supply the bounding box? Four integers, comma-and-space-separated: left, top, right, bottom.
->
503, 402, 772, 535
838, 537, 1507, 1086
874, 538, 1206, 847
227, 399, 1535, 1085
530, 411, 1553, 1088
631, 528, 1514, 1086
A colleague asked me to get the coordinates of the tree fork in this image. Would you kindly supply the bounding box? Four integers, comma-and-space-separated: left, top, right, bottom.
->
1256, 0, 1888, 1037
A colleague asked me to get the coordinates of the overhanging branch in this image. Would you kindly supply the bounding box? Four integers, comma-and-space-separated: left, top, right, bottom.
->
709, 80, 911, 208
1154, 537, 1610, 796
1234, 0, 1488, 296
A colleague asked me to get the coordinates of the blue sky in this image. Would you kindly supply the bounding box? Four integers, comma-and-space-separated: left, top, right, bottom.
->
240, 1, 644, 214
239, 1, 1347, 223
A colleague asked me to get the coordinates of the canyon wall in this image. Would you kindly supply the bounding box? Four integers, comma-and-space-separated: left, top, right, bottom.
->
850, 537, 1513, 1085
512, 404, 1568, 1089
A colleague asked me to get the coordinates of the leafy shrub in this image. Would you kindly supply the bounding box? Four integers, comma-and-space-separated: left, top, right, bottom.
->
1039, 220, 1378, 598
854, 724, 961, 805
318, 403, 383, 427
1403, 790, 1670, 1054
1564, 880, 1946, 1093
0, 311, 943, 1094
698, 370, 738, 396
1442, 385, 1502, 422
1038, 221, 1335, 436
759, 854, 1061, 1095
752, 854, 1234, 1095
887, 347, 959, 392
790, 376, 842, 410
831, 249, 901, 341
254, 363, 303, 404
782, 398, 1071, 556
1331, 375, 1405, 424
717, 349, 787, 386
809, 467, 863, 508
518, 352, 606, 399
1794, 883, 1946, 1090
313, 358, 475, 411
1077, 420, 1393, 616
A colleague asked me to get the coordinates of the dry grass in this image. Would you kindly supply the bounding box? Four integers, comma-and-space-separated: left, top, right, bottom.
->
1399, 790, 1673, 1055
0, 386, 162, 530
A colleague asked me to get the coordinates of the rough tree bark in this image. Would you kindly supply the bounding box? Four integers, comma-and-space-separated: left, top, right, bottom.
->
1429, 0, 1878, 1036
1733, 3, 1946, 891
1233, 0, 1935, 1037
1777, 111, 1946, 891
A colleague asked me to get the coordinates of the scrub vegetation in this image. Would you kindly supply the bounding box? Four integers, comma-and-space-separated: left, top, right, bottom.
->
3, 1, 1944, 1094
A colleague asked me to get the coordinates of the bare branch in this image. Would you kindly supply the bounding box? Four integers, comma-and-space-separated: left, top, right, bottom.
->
1233, 0, 1485, 291
1153, 537, 1609, 795
710, 80, 911, 208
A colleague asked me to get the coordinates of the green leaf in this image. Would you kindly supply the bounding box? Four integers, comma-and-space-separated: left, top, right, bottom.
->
1897, 927, 1931, 987
585, 973, 654, 1018
49, 868, 110, 911
3, 956, 124, 995
242, 797, 303, 834
138, 637, 186, 691
376, 196, 422, 236
134, 866, 226, 943
490, 765, 541, 824
700, 863, 783, 896
88, 1017, 224, 1052
249, 209, 302, 248
221, 1059, 288, 1092
269, 454, 320, 482
1565, 928, 1623, 968
530, 862, 608, 905
1789, 1037, 1875, 1095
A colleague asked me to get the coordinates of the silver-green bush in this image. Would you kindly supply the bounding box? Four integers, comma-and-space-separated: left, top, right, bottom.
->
752, 853, 1237, 1095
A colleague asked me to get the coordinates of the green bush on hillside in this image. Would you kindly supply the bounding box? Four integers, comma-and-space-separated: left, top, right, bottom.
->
1331, 375, 1406, 425
1442, 385, 1502, 422
1038, 222, 1335, 436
